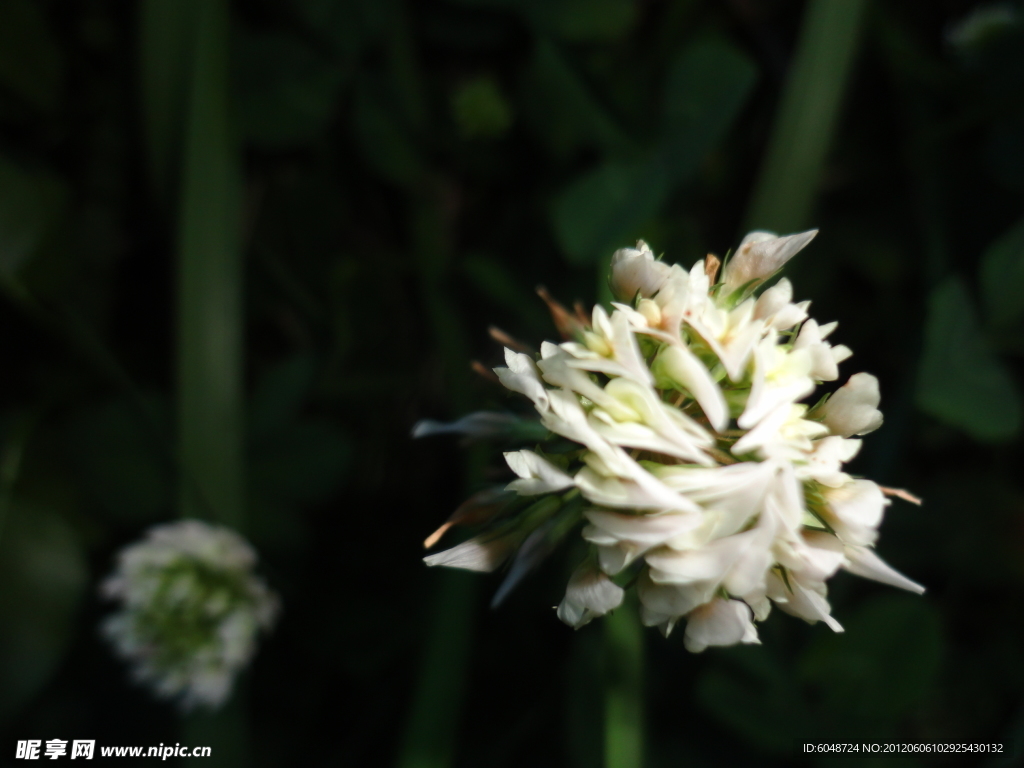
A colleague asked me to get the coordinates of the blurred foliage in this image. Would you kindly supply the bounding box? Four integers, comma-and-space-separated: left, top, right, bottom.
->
0, 0, 1019, 766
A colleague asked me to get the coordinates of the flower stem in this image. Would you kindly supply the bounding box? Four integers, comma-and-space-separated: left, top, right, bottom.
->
172, 0, 243, 529
744, 0, 868, 233
154, 0, 247, 761
604, 596, 645, 768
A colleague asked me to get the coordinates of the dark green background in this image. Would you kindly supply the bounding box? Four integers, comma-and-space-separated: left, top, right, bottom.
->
0, 0, 1021, 765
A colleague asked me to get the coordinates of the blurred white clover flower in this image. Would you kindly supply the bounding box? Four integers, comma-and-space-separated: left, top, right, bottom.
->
101, 520, 278, 709
418, 230, 923, 652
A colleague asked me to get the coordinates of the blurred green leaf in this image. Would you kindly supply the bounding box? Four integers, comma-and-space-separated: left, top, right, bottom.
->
550, 156, 672, 266
450, 76, 512, 140
519, 40, 632, 158
452, 0, 634, 42
0, 155, 67, 277
0, 0, 61, 111
526, 0, 635, 42
233, 29, 348, 148
550, 39, 755, 265
916, 277, 1021, 441
660, 39, 757, 177
0, 504, 87, 721
980, 216, 1024, 326
799, 593, 943, 723
65, 398, 172, 523
745, 0, 868, 232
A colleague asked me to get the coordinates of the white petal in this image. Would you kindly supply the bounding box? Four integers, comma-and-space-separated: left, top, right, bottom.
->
820, 372, 883, 437
653, 461, 778, 538
825, 479, 888, 546
557, 562, 625, 628
636, 570, 710, 623
503, 450, 574, 495
610, 241, 672, 301
739, 334, 815, 429
683, 598, 760, 653
843, 546, 925, 594
766, 570, 843, 632
584, 508, 704, 549
495, 349, 549, 412
723, 229, 818, 290
646, 519, 774, 596
655, 344, 729, 432
423, 535, 511, 572
794, 319, 842, 381
796, 435, 860, 488
575, 466, 693, 511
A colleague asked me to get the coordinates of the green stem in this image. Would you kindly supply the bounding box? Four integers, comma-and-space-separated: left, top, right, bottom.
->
397, 194, 479, 768
174, 0, 243, 529
604, 597, 644, 768
396, 570, 478, 768
744, 0, 868, 233
165, 0, 247, 763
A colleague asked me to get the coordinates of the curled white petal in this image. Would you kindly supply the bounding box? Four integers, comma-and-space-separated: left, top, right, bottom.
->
723, 229, 818, 290
796, 435, 860, 488
739, 333, 816, 429
766, 569, 843, 632
843, 546, 925, 594
683, 598, 760, 653
494, 348, 549, 412
793, 318, 847, 382
423, 535, 511, 572
652, 461, 778, 538
654, 344, 729, 432
820, 372, 883, 437
610, 240, 673, 301
557, 562, 625, 628
754, 279, 808, 331
637, 570, 710, 628
503, 450, 574, 495
824, 479, 888, 546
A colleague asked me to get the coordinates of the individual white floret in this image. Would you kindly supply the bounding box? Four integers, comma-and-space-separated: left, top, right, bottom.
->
793, 319, 852, 382
683, 598, 761, 652
819, 372, 884, 437
722, 229, 818, 290
557, 561, 625, 628
609, 240, 673, 301
503, 450, 574, 496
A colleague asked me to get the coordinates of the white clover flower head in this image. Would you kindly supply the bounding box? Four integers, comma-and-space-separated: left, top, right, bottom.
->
101, 520, 279, 710
419, 230, 923, 653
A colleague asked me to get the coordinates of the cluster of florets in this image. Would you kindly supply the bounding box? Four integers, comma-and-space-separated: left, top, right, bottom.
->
419, 231, 922, 652
101, 520, 278, 709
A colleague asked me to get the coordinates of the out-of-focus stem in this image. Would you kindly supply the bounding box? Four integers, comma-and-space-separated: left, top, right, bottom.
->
745, 0, 868, 233
174, 0, 243, 529
163, 0, 247, 764
604, 597, 645, 768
